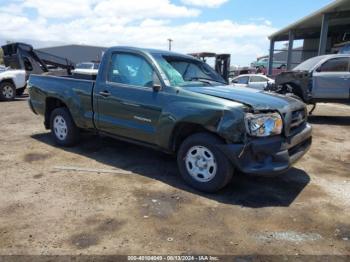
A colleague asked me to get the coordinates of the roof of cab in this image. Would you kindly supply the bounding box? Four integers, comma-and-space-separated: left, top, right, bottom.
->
107, 46, 196, 60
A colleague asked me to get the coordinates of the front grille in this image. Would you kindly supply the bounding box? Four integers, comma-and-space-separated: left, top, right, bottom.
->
290, 109, 306, 130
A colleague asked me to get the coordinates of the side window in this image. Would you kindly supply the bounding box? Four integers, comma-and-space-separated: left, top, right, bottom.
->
108, 53, 156, 87
319, 57, 349, 72
234, 76, 249, 84
250, 76, 267, 82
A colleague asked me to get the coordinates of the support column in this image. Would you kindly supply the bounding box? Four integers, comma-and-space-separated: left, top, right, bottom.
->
268, 39, 275, 75
287, 30, 294, 70
318, 13, 329, 55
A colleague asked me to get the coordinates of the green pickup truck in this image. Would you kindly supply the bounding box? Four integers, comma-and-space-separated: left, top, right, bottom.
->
28, 46, 312, 192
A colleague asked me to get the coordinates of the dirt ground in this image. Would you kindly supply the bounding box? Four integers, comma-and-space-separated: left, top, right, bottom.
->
0, 94, 349, 256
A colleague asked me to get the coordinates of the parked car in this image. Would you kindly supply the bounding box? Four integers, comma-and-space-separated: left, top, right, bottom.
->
28, 46, 312, 192
231, 74, 275, 90
0, 68, 26, 100
251, 57, 286, 70
275, 54, 350, 105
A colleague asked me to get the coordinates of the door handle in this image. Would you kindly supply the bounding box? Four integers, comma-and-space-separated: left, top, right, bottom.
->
99, 91, 110, 97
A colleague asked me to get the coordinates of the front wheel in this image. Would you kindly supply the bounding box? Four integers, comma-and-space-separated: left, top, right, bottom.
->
177, 133, 234, 193
50, 107, 80, 146
0, 82, 16, 101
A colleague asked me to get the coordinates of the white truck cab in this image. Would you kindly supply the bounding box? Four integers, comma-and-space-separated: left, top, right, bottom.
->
0, 68, 27, 101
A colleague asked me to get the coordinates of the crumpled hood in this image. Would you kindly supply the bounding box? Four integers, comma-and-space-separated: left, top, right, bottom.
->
186, 85, 304, 113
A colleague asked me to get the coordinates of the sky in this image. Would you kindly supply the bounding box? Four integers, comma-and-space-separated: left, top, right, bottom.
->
0, 0, 334, 66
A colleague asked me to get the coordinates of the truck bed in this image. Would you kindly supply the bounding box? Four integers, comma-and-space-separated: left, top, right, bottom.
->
28, 74, 96, 130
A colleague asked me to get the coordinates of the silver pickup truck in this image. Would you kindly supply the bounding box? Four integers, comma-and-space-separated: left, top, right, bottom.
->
274, 54, 350, 108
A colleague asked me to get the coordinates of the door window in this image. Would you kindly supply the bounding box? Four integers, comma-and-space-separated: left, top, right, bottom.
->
318, 57, 349, 72
108, 53, 156, 87
234, 76, 249, 84
250, 76, 267, 82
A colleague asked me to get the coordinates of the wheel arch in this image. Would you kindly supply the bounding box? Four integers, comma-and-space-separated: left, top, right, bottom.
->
44, 97, 71, 129
169, 122, 224, 153
283, 82, 307, 102
0, 78, 16, 87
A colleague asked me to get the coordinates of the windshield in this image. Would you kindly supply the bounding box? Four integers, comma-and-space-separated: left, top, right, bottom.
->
152, 53, 226, 87
293, 56, 326, 71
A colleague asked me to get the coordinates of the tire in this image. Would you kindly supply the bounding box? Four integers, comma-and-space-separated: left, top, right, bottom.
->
177, 132, 234, 193
16, 87, 26, 97
0, 81, 16, 101
50, 107, 80, 146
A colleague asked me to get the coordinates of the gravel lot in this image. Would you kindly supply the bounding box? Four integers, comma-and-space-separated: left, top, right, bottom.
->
0, 95, 349, 256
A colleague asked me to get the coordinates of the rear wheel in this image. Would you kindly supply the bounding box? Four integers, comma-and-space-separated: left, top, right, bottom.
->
0, 82, 16, 101
50, 107, 80, 146
177, 132, 234, 193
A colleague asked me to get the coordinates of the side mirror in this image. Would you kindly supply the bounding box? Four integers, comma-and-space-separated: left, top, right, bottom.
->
153, 84, 161, 92
152, 72, 162, 92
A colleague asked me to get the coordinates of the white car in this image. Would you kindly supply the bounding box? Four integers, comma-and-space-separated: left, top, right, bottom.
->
231, 74, 275, 90
0, 68, 26, 101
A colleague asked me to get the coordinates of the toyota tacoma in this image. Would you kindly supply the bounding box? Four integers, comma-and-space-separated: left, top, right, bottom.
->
28, 47, 312, 192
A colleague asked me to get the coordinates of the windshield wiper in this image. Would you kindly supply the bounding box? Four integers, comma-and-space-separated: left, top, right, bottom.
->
187, 77, 212, 85
188, 77, 226, 85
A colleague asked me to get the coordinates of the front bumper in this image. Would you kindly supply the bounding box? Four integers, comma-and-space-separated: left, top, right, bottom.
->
219, 123, 312, 176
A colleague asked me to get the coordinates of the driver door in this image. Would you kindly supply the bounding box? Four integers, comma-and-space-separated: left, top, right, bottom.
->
95, 52, 163, 144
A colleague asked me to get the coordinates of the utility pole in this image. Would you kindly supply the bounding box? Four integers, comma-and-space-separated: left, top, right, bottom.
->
168, 38, 173, 51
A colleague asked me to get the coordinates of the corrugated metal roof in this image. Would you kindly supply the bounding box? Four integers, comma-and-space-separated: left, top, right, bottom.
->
269, 0, 350, 40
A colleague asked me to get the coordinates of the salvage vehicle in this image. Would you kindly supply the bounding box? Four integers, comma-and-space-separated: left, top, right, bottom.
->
28, 47, 312, 192
274, 54, 350, 113
231, 74, 274, 90
0, 67, 26, 100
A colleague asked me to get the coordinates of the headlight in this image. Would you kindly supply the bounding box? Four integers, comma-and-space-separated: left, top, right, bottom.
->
245, 112, 283, 137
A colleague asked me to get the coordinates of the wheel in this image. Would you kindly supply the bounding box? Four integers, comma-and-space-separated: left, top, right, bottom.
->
50, 107, 80, 146
177, 132, 234, 193
16, 87, 26, 96
0, 82, 16, 101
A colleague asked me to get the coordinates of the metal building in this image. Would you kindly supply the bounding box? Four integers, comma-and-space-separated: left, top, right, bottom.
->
268, 0, 350, 74
38, 44, 108, 64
